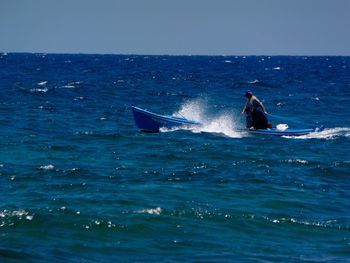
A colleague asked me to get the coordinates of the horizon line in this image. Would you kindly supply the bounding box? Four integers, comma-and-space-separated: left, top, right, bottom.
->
1, 51, 350, 58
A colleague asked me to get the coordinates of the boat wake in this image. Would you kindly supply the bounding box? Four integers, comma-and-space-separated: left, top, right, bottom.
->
161, 99, 246, 138
283, 127, 350, 140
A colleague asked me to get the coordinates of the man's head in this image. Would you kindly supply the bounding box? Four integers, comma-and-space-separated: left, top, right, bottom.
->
245, 90, 253, 98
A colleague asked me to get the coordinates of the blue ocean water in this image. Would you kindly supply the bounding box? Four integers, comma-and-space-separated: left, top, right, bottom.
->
0, 53, 349, 262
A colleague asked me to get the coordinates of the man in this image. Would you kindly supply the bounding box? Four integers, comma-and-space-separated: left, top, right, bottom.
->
241, 90, 269, 129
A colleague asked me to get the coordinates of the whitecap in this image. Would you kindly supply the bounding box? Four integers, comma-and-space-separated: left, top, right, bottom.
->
63, 85, 75, 89
136, 207, 162, 215
106, 221, 117, 228
262, 216, 339, 228
0, 209, 32, 220
224, 60, 232, 63
37, 81, 47, 86
272, 67, 281, 70
39, 164, 55, 170
286, 159, 309, 164
30, 88, 48, 93
61, 81, 83, 89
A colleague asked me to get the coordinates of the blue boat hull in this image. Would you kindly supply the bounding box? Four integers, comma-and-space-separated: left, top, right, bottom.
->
132, 106, 324, 136
132, 106, 200, 132
248, 126, 324, 136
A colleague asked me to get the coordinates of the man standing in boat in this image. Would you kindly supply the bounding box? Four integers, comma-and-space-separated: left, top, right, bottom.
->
241, 90, 269, 129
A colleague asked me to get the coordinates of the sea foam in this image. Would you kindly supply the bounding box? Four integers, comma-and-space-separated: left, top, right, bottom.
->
136, 207, 162, 215
39, 164, 55, 170
169, 99, 245, 138
284, 127, 350, 140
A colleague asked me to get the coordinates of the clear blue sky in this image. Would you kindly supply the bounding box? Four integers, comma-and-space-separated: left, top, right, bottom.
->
1, 0, 349, 55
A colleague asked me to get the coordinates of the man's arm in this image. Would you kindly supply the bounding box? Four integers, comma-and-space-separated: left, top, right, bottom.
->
241, 100, 248, 115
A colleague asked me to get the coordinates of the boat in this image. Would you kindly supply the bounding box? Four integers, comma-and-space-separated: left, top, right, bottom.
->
132, 106, 200, 132
132, 105, 324, 136
247, 126, 324, 136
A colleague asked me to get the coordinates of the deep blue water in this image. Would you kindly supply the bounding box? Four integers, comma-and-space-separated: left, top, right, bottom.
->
0, 53, 350, 262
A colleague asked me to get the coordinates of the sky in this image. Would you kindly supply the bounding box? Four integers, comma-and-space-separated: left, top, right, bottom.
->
0, 0, 349, 56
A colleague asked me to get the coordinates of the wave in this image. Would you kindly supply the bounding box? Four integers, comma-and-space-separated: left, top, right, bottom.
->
161, 98, 246, 138
240, 79, 280, 89
134, 207, 162, 215
59, 81, 83, 89
37, 81, 47, 86
30, 88, 48, 93
284, 159, 309, 164
283, 127, 350, 140
260, 215, 346, 229
0, 209, 34, 225
39, 164, 55, 170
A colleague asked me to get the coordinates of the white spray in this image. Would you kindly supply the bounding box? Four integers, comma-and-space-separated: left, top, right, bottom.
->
167, 98, 246, 138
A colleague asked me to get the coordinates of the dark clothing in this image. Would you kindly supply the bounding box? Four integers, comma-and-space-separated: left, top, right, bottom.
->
252, 109, 268, 129
245, 107, 253, 128
246, 115, 253, 128
244, 95, 269, 129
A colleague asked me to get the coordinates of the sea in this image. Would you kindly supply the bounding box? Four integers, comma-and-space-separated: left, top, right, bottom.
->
0, 53, 349, 262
